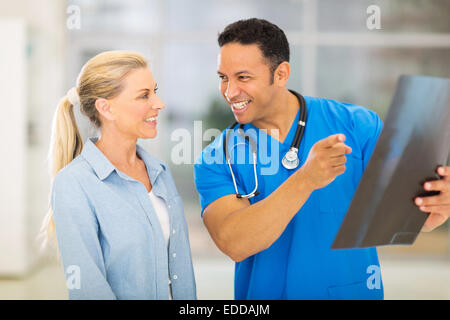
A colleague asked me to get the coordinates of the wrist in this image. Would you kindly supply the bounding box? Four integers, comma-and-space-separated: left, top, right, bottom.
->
295, 167, 317, 194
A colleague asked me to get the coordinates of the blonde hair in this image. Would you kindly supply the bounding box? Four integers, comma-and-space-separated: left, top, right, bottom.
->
40, 50, 148, 249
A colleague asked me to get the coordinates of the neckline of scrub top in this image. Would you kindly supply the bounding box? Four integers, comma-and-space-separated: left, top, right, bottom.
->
241, 104, 301, 150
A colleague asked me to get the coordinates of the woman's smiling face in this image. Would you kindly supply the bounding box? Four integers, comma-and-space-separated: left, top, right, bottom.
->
104, 67, 165, 140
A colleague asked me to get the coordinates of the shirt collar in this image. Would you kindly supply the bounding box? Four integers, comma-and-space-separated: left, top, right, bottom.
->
81, 137, 166, 183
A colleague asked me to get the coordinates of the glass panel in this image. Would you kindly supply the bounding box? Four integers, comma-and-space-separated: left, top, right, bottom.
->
318, 0, 450, 33
70, 0, 163, 33
70, 0, 304, 34
162, 42, 221, 118
287, 45, 303, 91
166, 0, 304, 32
316, 47, 450, 118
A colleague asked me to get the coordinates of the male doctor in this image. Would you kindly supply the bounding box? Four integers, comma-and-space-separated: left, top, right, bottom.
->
193, 18, 450, 300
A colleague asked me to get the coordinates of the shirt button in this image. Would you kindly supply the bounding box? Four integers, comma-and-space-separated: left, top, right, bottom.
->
173, 275, 178, 280
172, 229, 176, 235
172, 253, 176, 258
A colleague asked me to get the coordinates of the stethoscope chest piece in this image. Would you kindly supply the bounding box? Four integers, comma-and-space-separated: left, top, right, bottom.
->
282, 147, 300, 170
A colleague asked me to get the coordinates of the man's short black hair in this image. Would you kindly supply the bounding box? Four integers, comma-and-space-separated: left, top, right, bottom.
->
218, 18, 290, 82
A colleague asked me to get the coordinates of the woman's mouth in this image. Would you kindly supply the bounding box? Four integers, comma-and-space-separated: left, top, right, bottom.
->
144, 116, 157, 126
231, 100, 252, 114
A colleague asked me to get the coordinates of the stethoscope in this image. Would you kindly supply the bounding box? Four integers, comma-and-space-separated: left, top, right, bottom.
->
223, 90, 307, 199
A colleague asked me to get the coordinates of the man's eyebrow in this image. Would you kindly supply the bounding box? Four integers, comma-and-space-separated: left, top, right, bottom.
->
217, 71, 253, 76
235, 70, 252, 75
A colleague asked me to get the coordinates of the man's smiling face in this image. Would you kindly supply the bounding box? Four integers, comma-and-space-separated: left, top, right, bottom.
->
217, 42, 277, 125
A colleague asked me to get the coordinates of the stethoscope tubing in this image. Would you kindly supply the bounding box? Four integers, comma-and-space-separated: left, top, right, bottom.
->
223, 90, 307, 198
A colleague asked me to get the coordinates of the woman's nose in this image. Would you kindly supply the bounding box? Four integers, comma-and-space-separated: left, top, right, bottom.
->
152, 95, 165, 110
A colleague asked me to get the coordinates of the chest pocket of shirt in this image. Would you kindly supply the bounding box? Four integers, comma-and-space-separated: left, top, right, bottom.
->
318, 154, 364, 221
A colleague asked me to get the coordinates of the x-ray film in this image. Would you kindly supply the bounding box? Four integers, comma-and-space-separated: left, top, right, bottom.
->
332, 75, 450, 249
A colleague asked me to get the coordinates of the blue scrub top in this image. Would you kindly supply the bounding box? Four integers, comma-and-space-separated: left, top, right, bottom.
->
194, 95, 384, 300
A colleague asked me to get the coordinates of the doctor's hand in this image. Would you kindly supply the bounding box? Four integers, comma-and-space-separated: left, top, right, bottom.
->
415, 166, 450, 232
301, 134, 352, 191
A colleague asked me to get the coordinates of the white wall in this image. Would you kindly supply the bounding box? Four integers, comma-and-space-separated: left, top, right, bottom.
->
0, 0, 66, 275
0, 19, 28, 275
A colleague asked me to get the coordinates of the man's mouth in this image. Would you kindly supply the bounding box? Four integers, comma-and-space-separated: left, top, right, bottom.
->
230, 100, 252, 113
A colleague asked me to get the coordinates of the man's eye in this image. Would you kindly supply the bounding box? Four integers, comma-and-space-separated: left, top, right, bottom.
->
219, 76, 228, 82
239, 76, 249, 80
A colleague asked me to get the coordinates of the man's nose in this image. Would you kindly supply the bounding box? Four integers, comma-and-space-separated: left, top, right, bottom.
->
224, 80, 240, 102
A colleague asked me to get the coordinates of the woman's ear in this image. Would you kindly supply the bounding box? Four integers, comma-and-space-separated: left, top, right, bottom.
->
95, 98, 115, 121
273, 61, 290, 87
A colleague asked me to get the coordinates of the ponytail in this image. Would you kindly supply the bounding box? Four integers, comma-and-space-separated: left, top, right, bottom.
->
39, 94, 83, 249
49, 95, 83, 178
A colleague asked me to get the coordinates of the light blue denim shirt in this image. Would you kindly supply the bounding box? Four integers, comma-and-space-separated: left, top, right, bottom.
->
51, 137, 196, 300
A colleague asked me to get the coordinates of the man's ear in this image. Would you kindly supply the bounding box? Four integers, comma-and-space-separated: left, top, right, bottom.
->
95, 98, 115, 121
273, 61, 290, 87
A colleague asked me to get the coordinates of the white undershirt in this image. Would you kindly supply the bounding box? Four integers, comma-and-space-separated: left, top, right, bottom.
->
149, 190, 170, 247
148, 190, 172, 299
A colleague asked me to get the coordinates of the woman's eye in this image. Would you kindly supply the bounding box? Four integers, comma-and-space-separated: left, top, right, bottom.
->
154, 86, 159, 94
141, 93, 149, 99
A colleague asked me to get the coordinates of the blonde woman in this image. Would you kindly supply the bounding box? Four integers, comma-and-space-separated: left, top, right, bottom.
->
42, 51, 196, 299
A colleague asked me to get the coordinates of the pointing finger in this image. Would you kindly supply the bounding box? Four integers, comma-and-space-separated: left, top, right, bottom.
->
318, 134, 346, 149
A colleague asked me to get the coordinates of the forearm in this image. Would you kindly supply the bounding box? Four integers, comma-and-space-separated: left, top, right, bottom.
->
216, 168, 315, 261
